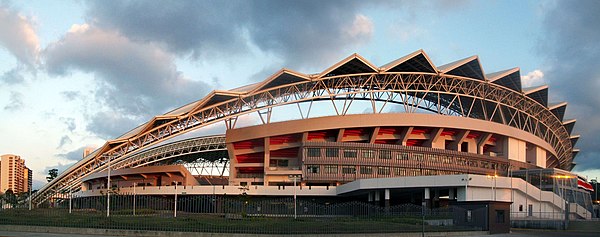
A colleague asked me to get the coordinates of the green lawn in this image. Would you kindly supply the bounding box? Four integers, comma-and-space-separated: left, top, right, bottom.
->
0, 209, 478, 234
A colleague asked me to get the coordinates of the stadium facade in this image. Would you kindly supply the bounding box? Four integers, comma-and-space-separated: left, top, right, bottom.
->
34, 50, 594, 219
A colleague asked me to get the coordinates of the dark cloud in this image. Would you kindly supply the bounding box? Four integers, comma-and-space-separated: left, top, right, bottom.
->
85, 0, 373, 70
57, 135, 72, 149
3, 90, 23, 111
86, 111, 140, 139
56, 146, 87, 162
44, 25, 211, 139
86, 0, 248, 59
538, 1, 600, 171
0, 4, 39, 69
1, 67, 25, 84
59, 117, 76, 132
60, 91, 81, 101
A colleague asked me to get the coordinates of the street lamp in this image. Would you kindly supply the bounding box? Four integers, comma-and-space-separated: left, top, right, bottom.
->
486, 174, 498, 201
461, 175, 472, 201
552, 175, 573, 221
289, 174, 301, 219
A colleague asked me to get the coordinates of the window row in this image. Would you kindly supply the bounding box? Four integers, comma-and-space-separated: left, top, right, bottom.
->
305, 164, 462, 176
306, 147, 505, 171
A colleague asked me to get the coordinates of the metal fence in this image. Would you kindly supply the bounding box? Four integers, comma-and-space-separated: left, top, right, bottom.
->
1, 194, 487, 234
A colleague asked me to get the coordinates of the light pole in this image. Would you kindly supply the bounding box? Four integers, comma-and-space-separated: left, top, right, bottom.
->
461, 175, 472, 201
174, 182, 178, 218
289, 174, 301, 219
69, 188, 72, 214
133, 182, 136, 216
28, 186, 32, 211
107, 156, 111, 217
486, 174, 498, 201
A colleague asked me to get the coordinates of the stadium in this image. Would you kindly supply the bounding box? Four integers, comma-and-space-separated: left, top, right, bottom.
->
32, 49, 595, 226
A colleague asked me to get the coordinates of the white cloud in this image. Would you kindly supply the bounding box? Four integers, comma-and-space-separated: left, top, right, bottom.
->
344, 14, 374, 43
521, 69, 545, 87
0, 6, 40, 69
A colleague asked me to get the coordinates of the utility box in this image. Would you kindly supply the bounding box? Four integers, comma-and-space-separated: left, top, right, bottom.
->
451, 201, 512, 234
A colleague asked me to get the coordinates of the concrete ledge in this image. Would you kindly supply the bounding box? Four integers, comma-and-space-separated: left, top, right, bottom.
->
0, 225, 489, 237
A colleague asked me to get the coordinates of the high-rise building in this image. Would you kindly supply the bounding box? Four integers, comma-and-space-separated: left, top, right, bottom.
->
0, 154, 31, 194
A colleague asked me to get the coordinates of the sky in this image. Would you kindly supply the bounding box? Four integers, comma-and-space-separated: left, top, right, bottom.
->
1, 0, 599, 189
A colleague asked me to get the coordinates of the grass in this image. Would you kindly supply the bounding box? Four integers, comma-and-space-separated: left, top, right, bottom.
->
0, 209, 480, 234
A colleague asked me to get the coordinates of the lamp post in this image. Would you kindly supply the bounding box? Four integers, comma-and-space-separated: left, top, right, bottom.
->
461, 175, 472, 201
107, 156, 111, 217
174, 182, 178, 218
289, 174, 301, 219
486, 174, 498, 201
133, 182, 136, 216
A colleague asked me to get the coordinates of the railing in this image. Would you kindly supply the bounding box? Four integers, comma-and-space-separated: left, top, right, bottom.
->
1, 195, 487, 234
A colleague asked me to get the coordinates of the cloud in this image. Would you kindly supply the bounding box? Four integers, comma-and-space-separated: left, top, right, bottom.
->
57, 135, 72, 149
0, 4, 40, 69
44, 24, 211, 139
1, 67, 25, 84
3, 91, 24, 111
86, 1, 248, 59
59, 117, 76, 132
56, 146, 87, 162
60, 91, 81, 101
84, 0, 374, 70
521, 70, 545, 87
537, 1, 600, 171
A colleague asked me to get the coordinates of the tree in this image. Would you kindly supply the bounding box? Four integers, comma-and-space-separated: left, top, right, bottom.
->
46, 168, 58, 182
3, 189, 17, 207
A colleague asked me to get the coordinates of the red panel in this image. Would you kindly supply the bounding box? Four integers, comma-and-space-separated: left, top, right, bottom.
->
378, 127, 402, 135
343, 128, 369, 137
270, 134, 301, 145
467, 132, 481, 139
307, 130, 337, 141
233, 139, 264, 149
238, 167, 264, 174
441, 129, 457, 136
375, 139, 397, 144
489, 136, 497, 142
406, 139, 425, 147
236, 152, 264, 163
411, 127, 431, 135
270, 148, 299, 157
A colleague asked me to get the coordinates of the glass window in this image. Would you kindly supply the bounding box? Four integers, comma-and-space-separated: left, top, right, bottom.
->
396, 152, 409, 160
307, 165, 320, 174
377, 167, 390, 176
326, 148, 339, 157
379, 150, 391, 159
342, 165, 356, 174
343, 149, 357, 158
393, 167, 404, 176
363, 150, 374, 159
307, 148, 321, 157
270, 159, 289, 167
360, 166, 373, 174
324, 165, 338, 174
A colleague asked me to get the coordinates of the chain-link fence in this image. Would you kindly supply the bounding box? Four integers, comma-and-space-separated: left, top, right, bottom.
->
1, 194, 487, 234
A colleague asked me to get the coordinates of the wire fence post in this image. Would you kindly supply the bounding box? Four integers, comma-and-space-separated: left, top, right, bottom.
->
174, 182, 178, 218
133, 182, 136, 216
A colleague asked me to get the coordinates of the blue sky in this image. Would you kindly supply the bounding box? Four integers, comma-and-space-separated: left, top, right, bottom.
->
1, 0, 599, 189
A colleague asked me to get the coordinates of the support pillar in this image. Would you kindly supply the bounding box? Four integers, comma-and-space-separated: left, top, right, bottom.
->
449, 188, 455, 200
384, 189, 390, 208
368, 192, 373, 202
424, 188, 430, 208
